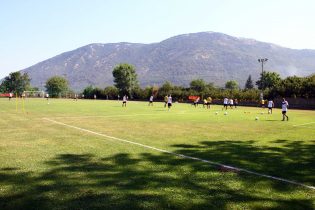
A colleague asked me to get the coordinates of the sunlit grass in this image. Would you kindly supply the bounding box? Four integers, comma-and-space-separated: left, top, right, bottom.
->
0, 98, 314, 209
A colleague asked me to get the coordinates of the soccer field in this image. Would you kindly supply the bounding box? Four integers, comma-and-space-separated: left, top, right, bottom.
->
0, 98, 314, 209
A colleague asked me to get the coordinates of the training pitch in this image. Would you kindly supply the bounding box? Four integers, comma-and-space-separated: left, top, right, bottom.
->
0, 98, 314, 209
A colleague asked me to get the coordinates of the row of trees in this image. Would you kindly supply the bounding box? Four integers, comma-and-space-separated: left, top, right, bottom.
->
81, 63, 314, 101
1, 64, 314, 101
0, 72, 69, 97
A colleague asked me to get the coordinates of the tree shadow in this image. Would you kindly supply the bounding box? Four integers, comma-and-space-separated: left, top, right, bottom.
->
0, 140, 314, 210
171, 139, 315, 186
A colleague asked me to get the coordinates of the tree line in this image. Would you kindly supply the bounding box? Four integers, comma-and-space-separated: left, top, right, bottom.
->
81, 63, 315, 101
1, 63, 314, 101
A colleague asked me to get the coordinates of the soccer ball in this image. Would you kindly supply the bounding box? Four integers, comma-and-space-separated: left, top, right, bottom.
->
215, 112, 218, 115
255, 117, 259, 120
224, 112, 228, 115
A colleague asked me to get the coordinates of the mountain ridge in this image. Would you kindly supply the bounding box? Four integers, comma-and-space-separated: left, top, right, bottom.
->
19, 32, 315, 91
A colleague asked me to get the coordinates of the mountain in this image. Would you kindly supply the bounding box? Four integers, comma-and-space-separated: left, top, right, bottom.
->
21, 32, 315, 91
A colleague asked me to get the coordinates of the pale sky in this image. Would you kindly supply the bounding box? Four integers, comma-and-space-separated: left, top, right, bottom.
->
1, 0, 315, 78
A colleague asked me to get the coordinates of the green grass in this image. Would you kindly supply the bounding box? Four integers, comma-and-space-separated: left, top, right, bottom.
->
0, 98, 314, 209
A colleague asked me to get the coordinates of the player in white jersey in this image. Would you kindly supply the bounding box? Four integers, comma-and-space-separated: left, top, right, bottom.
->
222, 97, 228, 110
122, 95, 127, 107
229, 99, 234, 109
148, 95, 153, 106
167, 95, 172, 111
193, 97, 200, 107
267, 99, 274, 114
281, 98, 289, 121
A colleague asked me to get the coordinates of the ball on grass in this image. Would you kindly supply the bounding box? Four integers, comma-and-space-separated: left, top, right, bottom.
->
215, 112, 218, 115
255, 116, 259, 120
224, 112, 228, 115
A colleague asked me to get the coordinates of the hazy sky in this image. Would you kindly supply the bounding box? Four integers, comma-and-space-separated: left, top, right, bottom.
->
1, 0, 315, 78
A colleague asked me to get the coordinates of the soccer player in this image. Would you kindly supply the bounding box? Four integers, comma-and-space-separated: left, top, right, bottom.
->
261, 99, 265, 109
203, 99, 208, 108
267, 99, 274, 114
148, 95, 154, 106
193, 97, 200, 107
229, 98, 234, 109
281, 98, 289, 121
207, 96, 212, 109
45, 93, 49, 100
122, 95, 127, 107
94, 94, 97, 100
74, 94, 78, 101
9, 92, 12, 101
167, 95, 172, 111
234, 98, 238, 108
164, 95, 168, 108
223, 97, 228, 110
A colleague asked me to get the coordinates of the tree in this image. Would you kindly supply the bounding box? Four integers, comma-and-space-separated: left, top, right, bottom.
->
112, 63, 139, 99
82, 85, 94, 99
0, 84, 5, 93
244, 75, 254, 90
0, 71, 30, 95
45, 76, 69, 97
282, 76, 304, 97
104, 86, 119, 99
225, 80, 239, 90
303, 75, 315, 98
256, 71, 281, 90
190, 79, 206, 92
158, 81, 173, 97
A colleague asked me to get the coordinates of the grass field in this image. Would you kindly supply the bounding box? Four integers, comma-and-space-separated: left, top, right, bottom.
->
0, 98, 314, 209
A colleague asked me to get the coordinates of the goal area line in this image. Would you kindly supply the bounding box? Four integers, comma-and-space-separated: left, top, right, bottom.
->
43, 117, 315, 191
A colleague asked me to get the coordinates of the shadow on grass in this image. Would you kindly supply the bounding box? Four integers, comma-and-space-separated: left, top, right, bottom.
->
0, 140, 314, 209
172, 139, 315, 186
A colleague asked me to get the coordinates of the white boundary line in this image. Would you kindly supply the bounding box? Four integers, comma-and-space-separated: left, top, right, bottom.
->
293, 122, 315, 127
43, 117, 315, 191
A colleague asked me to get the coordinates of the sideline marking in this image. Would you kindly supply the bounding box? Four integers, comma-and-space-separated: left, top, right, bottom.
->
293, 122, 315, 127
43, 117, 315, 191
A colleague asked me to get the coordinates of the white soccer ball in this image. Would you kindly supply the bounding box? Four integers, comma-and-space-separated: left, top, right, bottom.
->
255, 117, 259, 120
215, 112, 218, 115
224, 112, 227, 115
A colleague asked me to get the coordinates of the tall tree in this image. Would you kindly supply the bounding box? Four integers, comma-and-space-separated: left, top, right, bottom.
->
244, 75, 254, 89
256, 71, 281, 90
190, 79, 206, 92
112, 63, 139, 98
225, 80, 239, 90
0, 71, 30, 95
45, 76, 69, 97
